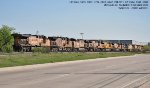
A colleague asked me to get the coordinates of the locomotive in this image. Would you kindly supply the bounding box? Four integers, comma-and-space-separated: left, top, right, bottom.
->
12, 33, 144, 52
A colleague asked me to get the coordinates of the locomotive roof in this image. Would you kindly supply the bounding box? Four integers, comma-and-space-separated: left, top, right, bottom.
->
84, 40, 102, 43
69, 38, 76, 41
32, 35, 46, 38
48, 36, 76, 41
77, 39, 84, 41
48, 36, 68, 40
12, 34, 47, 38
12, 34, 31, 38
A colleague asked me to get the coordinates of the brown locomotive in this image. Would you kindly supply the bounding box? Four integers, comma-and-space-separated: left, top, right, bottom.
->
12, 34, 50, 52
12, 33, 144, 52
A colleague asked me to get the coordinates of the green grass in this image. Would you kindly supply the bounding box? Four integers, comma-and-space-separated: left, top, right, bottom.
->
0, 52, 135, 68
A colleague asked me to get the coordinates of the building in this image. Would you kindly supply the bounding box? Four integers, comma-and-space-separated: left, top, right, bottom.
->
105, 40, 146, 45
148, 42, 150, 46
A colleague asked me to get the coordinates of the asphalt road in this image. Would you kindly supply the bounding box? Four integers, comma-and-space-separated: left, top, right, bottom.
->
0, 54, 150, 88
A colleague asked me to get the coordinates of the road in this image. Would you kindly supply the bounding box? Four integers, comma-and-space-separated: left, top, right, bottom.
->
0, 54, 150, 88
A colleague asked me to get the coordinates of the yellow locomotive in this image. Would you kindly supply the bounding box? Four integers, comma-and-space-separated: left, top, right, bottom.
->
12, 33, 144, 52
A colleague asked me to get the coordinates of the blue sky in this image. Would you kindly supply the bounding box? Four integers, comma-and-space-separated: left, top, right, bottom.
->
0, 0, 149, 42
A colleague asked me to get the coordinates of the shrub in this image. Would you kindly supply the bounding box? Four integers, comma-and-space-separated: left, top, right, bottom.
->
0, 25, 14, 53
143, 46, 150, 51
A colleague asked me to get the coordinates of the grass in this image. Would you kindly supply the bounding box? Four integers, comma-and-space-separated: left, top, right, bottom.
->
0, 52, 135, 68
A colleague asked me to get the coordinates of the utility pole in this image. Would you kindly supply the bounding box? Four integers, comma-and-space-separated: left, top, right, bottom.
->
80, 33, 84, 40
36, 30, 39, 35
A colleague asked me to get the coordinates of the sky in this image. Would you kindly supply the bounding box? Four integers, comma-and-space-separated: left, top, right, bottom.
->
0, 0, 150, 42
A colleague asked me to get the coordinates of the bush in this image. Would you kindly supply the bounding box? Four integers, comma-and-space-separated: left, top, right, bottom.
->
1, 45, 13, 53
0, 25, 14, 53
143, 46, 150, 51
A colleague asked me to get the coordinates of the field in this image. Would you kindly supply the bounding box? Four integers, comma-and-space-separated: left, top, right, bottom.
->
0, 52, 136, 68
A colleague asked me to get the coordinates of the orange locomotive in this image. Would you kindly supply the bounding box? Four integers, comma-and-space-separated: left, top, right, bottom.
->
12, 33, 144, 52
